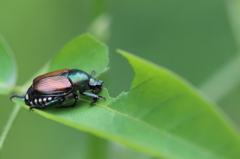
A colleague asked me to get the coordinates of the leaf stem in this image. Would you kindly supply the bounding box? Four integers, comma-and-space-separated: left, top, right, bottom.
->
0, 105, 21, 151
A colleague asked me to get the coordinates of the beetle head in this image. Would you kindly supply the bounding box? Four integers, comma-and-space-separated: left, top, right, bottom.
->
89, 77, 103, 91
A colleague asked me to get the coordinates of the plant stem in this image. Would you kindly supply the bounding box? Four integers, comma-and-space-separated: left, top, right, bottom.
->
90, 0, 109, 21
87, 0, 111, 43
0, 85, 25, 153
0, 64, 49, 155
0, 104, 21, 151
200, 1, 240, 101
0, 83, 26, 94
86, 134, 108, 159
86, 1, 110, 159
199, 53, 240, 101
225, 0, 240, 48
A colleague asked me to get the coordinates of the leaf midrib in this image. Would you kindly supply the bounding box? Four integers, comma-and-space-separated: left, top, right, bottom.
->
79, 99, 224, 159
14, 94, 225, 159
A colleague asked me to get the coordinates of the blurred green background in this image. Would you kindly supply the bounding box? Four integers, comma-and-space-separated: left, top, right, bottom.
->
0, 0, 239, 158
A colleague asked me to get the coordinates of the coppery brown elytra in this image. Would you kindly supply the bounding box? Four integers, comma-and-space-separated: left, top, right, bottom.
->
10, 69, 105, 110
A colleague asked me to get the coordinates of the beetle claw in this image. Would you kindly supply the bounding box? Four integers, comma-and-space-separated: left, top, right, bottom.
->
99, 95, 106, 100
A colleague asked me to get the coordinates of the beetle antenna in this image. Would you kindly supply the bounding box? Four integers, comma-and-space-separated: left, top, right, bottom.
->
90, 70, 96, 76
10, 94, 25, 101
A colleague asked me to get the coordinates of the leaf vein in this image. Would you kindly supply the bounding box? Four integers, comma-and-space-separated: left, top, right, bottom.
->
80, 99, 224, 159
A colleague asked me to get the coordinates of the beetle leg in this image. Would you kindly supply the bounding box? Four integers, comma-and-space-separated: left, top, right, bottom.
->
90, 70, 96, 76
81, 92, 106, 105
91, 89, 99, 94
30, 97, 64, 110
55, 100, 76, 108
29, 105, 46, 110
70, 91, 79, 106
56, 93, 79, 108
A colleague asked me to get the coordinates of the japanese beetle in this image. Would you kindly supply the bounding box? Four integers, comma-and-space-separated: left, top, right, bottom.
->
10, 69, 105, 109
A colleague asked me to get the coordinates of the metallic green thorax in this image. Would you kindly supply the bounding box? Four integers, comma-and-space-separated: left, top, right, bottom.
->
66, 69, 103, 91
67, 69, 90, 91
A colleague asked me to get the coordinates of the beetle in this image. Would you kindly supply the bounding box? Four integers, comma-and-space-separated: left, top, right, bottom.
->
10, 69, 105, 109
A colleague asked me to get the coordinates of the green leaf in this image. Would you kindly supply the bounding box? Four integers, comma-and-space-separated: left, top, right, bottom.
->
11, 35, 240, 159
0, 35, 17, 94
114, 50, 240, 159
50, 33, 108, 76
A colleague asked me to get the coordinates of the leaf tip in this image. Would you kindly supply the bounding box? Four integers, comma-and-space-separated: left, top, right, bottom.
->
116, 49, 127, 56
81, 33, 108, 48
116, 49, 140, 62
